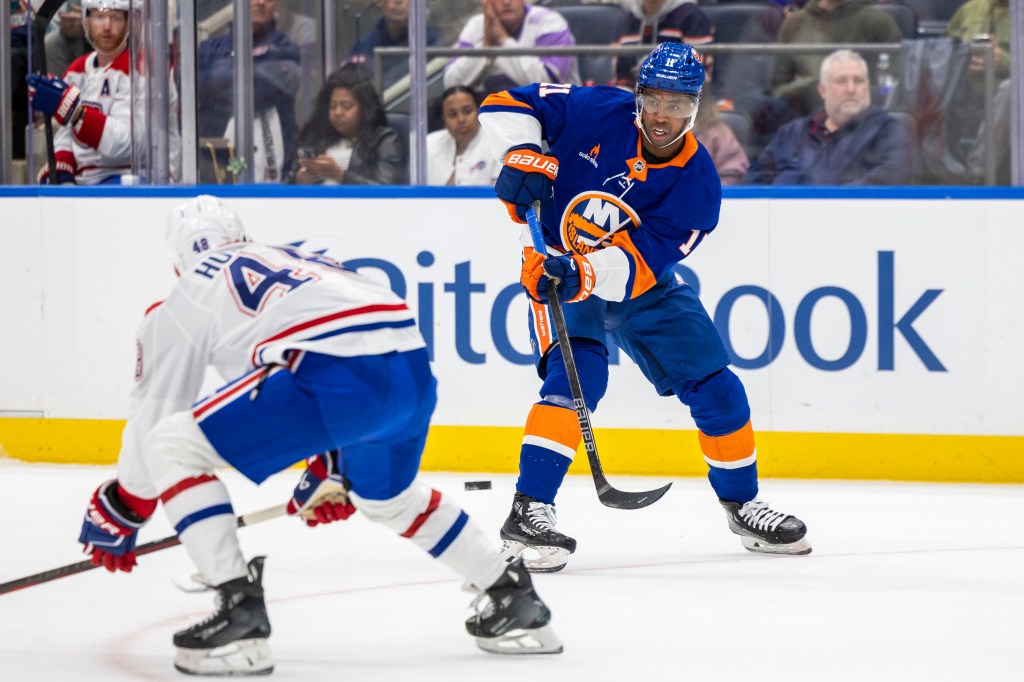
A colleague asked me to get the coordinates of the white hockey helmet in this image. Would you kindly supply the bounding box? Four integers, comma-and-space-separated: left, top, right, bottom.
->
82, 0, 133, 10
82, 0, 135, 52
166, 195, 249, 273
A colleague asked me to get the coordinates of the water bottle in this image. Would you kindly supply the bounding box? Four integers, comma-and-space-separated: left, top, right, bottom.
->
876, 53, 896, 101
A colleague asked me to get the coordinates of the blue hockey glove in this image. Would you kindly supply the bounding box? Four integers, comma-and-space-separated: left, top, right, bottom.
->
78, 479, 153, 573
27, 73, 82, 126
521, 249, 595, 303
494, 145, 558, 224
286, 451, 356, 527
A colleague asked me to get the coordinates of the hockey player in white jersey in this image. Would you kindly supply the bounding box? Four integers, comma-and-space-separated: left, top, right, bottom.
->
75, 196, 563, 676
29, 0, 179, 184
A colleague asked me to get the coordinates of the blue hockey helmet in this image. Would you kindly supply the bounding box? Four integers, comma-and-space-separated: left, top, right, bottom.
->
635, 43, 705, 97
634, 44, 705, 149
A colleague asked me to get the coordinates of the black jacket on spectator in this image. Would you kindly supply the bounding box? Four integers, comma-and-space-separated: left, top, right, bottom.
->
342, 125, 405, 185
286, 125, 405, 185
744, 106, 915, 185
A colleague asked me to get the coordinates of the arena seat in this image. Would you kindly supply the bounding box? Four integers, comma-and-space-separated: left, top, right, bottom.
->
876, 3, 920, 38
701, 3, 785, 100
717, 109, 753, 151
552, 3, 627, 85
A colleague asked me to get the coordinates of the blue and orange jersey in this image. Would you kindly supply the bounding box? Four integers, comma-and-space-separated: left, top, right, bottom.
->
480, 84, 721, 301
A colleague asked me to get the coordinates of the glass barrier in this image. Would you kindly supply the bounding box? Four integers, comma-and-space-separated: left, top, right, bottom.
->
2, 0, 1019, 187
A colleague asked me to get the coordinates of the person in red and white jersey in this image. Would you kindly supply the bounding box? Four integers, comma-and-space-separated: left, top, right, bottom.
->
29, 0, 134, 184
74, 195, 563, 676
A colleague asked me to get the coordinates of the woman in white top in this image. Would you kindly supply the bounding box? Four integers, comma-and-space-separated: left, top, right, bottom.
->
288, 65, 405, 185
426, 86, 499, 186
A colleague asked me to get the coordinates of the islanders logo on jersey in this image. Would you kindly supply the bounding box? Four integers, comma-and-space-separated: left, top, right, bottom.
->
559, 191, 641, 255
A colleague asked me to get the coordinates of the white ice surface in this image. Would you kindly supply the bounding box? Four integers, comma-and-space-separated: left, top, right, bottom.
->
0, 461, 1020, 681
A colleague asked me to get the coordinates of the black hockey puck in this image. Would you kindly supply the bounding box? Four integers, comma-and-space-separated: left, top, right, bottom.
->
464, 480, 492, 491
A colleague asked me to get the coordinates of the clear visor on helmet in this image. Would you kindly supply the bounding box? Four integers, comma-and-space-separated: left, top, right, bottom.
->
83, 5, 129, 54
636, 91, 699, 119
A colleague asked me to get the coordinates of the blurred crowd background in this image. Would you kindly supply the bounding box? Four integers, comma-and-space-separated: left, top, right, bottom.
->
3, 0, 1017, 187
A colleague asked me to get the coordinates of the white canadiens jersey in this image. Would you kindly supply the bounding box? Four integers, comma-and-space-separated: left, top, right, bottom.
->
116, 243, 426, 496
57, 49, 133, 184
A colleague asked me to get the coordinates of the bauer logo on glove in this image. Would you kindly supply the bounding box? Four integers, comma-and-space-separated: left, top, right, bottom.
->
504, 150, 559, 178
521, 250, 595, 304
494, 145, 559, 224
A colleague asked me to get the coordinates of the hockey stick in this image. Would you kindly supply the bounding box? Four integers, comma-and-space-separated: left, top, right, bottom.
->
31, 0, 66, 184
526, 201, 672, 510
0, 503, 288, 596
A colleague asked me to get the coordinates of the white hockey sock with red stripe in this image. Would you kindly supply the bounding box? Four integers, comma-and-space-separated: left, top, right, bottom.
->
160, 474, 247, 586
353, 483, 505, 590
146, 411, 247, 586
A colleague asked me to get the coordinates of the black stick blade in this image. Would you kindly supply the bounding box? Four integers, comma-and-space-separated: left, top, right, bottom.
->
596, 480, 673, 510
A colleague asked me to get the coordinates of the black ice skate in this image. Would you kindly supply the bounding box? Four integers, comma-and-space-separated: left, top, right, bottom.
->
720, 498, 812, 555
173, 556, 274, 676
500, 492, 577, 573
466, 558, 563, 655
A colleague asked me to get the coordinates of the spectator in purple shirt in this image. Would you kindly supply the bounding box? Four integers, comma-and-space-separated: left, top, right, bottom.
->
443, 0, 580, 95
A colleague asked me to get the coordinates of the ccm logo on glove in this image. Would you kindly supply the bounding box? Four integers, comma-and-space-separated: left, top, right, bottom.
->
505, 150, 559, 179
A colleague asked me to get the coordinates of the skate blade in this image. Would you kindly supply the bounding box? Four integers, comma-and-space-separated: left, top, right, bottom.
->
500, 540, 569, 573
475, 624, 564, 655
173, 638, 274, 676
740, 535, 813, 556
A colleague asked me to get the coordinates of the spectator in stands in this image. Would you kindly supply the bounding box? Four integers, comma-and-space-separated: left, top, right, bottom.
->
745, 49, 914, 185
613, 0, 714, 88
45, 2, 89, 77
443, 0, 580, 95
947, 0, 1010, 183
287, 65, 405, 185
771, 0, 902, 119
347, 0, 440, 92
197, 0, 301, 183
947, 0, 1009, 77
426, 85, 498, 186
692, 94, 749, 185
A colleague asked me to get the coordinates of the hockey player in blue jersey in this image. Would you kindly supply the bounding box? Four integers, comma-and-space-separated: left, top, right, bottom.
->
479, 43, 811, 572
75, 196, 562, 676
